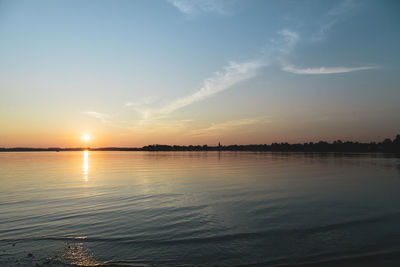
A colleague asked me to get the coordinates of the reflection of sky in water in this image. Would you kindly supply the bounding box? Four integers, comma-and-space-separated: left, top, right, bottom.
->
83, 150, 88, 182
0, 152, 400, 266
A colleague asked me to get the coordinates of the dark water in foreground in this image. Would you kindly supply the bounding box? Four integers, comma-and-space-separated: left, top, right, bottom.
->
1, 151, 400, 266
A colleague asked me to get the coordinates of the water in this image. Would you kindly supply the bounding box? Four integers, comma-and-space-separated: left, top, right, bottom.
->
1, 151, 400, 266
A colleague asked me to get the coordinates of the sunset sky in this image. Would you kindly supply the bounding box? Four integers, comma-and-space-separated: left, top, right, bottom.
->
0, 0, 399, 147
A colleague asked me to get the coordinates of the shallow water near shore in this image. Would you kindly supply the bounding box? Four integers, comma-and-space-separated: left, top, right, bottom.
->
1, 151, 400, 266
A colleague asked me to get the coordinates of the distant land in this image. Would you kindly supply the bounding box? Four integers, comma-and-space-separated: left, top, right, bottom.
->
1, 135, 400, 153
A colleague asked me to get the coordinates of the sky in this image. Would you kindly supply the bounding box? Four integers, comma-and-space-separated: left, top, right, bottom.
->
0, 0, 399, 147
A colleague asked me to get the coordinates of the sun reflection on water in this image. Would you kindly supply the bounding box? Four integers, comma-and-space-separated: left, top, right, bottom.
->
61, 242, 97, 266
83, 150, 89, 182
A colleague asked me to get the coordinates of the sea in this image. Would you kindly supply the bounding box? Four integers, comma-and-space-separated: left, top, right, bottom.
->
1, 151, 400, 266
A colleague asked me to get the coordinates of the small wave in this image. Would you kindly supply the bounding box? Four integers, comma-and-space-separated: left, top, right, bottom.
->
229, 249, 400, 267
2, 211, 399, 246
35, 249, 400, 267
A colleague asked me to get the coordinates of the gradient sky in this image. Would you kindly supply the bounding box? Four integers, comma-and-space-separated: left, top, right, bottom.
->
0, 0, 399, 147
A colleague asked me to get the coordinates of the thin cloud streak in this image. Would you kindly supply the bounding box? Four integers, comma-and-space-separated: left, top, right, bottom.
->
145, 60, 264, 119
282, 65, 378, 75
328, 0, 357, 17
312, 0, 357, 41
138, 29, 298, 121
167, 0, 229, 15
85, 111, 109, 122
127, 22, 379, 129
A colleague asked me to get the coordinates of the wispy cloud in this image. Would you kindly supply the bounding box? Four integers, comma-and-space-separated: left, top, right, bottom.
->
125, 96, 158, 108
277, 29, 299, 54
167, 0, 230, 15
141, 60, 264, 119
327, 0, 357, 17
125, 22, 378, 129
125, 96, 159, 120
128, 29, 300, 123
191, 117, 269, 137
85, 111, 110, 122
312, 0, 357, 41
85, 110, 142, 131
273, 29, 299, 66
278, 3, 379, 76
282, 65, 378, 75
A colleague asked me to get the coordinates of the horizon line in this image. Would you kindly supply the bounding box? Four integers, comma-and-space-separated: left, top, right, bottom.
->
1, 134, 399, 152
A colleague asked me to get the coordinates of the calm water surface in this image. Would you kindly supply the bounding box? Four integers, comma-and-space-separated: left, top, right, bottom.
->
1, 151, 400, 266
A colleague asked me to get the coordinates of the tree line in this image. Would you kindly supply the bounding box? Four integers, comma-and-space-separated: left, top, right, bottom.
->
1, 134, 399, 153
141, 134, 400, 153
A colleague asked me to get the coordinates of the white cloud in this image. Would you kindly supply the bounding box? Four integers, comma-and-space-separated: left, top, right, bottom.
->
167, 0, 229, 15
282, 64, 378, 75
125, 25, 378, 128
142, 60, 264, 119
132, 29, 298, 122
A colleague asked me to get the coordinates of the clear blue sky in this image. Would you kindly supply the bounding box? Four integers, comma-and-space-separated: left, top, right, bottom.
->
0, 0, 399, 147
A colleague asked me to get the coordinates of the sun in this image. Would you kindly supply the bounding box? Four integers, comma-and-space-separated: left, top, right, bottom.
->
82, 134, 91, 142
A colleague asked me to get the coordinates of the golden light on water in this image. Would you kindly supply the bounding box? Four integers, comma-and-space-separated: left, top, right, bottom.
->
83, 150, 89, 182
61, 241, 97, 266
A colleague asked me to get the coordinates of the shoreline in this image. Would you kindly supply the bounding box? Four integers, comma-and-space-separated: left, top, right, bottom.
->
2, 134, 399, 153
0, 149, 399, 154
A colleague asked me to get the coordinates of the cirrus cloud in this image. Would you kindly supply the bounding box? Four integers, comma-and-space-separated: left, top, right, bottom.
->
282, 64, 379, 75
167, 0, 230, 15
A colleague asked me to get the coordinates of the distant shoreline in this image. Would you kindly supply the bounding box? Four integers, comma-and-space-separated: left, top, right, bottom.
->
1, 149, 399, 154
1, 134, 399, 153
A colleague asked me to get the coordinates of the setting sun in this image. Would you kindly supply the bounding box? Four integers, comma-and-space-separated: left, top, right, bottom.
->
82, 134, 91, 142
1, 1, 400, 266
